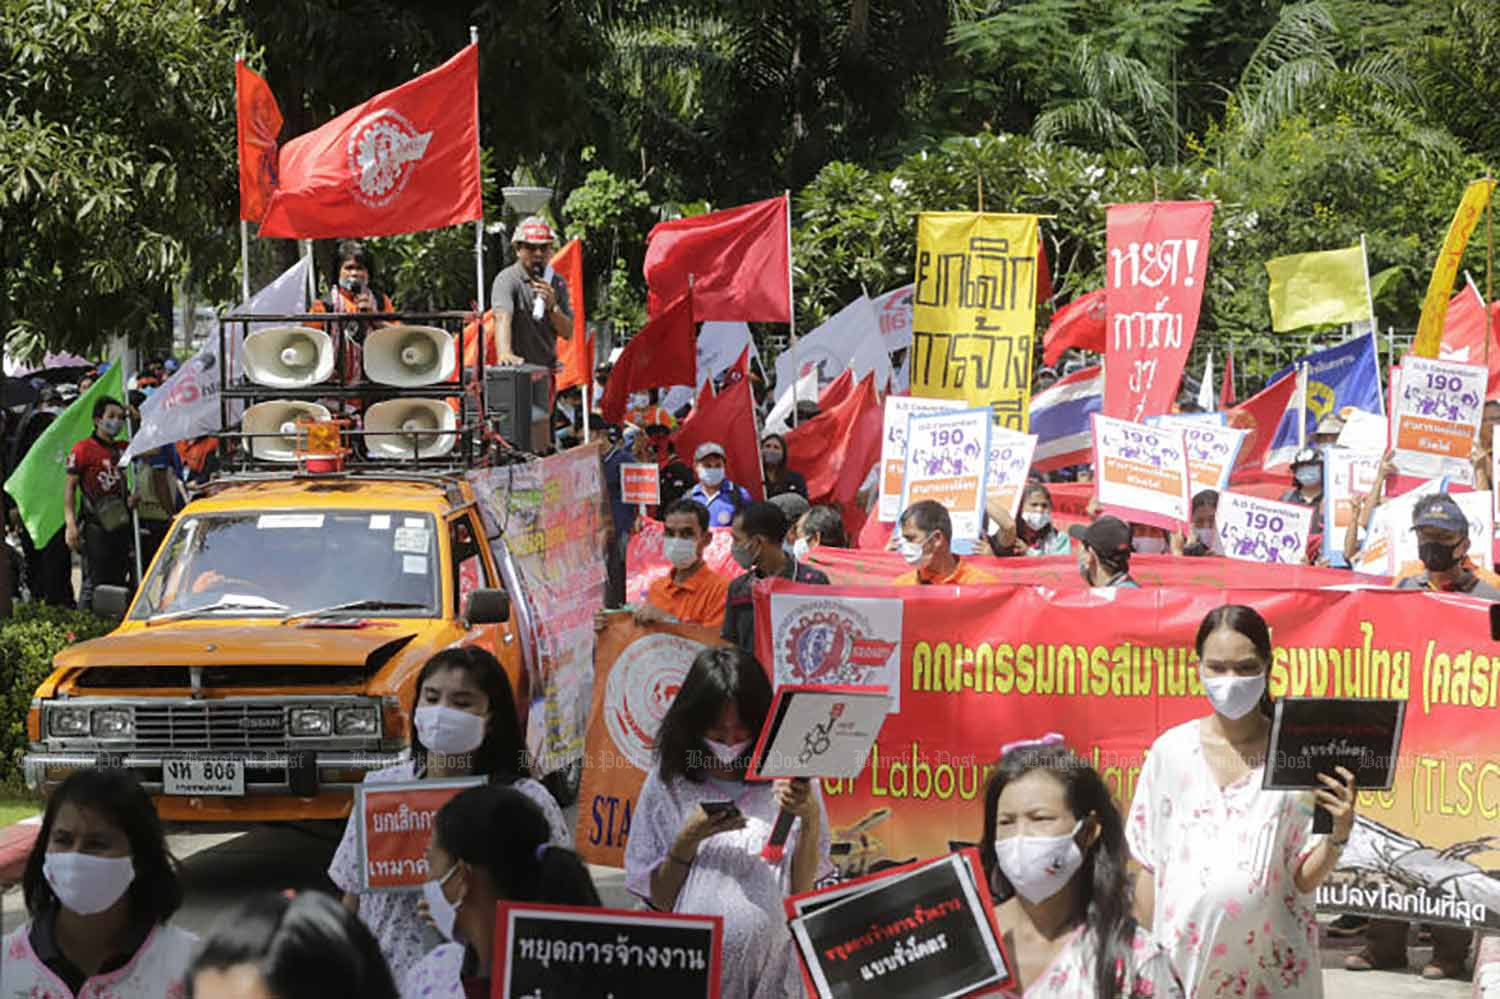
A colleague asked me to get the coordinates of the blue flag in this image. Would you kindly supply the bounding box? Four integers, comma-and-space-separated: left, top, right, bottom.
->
1264, 335, 1383, 459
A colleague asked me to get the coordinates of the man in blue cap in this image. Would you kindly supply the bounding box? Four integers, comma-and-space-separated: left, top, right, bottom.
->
1394, 493, 1500, 598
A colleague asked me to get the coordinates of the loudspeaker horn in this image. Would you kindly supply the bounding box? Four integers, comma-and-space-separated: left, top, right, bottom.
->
362, 325, 456, 387
241, 401, 332, 462
363, 399, 458, 459
242, 326, 335, 388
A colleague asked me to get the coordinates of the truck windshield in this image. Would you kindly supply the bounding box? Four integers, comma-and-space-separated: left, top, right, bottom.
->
132, 510, 441, 620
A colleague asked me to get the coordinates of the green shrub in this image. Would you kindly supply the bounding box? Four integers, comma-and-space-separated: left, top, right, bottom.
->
0, 606, 114, 784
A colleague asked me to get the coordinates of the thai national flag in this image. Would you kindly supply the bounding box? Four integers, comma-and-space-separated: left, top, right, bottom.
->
1030, 365, 1102, 471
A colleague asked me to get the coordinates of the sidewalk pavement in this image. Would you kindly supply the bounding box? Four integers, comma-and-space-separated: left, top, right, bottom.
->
0, 817, 40, 886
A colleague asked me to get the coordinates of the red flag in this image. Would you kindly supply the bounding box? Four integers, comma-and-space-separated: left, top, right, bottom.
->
601, 291, 697, 424
1042, 289, 1106, 366
644, 196, 790, 323
1036, 239, 1054, 304
785, 372, 882, 502
1104, 201, 1214, 421
259, 45, 482, 239
673, 365, 764, 500
1220, 346, 1236, 407
1226, 370, 1300, 479
551, 240, 593, 392
817, 369, 855, 410
1434, 284, 1500, 399
236, 61, 283, 223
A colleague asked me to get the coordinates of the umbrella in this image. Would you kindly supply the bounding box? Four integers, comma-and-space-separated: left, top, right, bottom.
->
1, 378, 40, 409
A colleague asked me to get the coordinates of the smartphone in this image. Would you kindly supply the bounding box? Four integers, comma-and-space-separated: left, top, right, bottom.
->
702, 800, 741, 820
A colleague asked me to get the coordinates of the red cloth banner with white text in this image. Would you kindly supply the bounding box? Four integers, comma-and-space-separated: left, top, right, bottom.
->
1104, 201, 1214, 422
750, 581, 1499, 931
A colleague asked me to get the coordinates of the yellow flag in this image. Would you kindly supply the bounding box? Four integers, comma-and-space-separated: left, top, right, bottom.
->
911, 212, 1039, 431
1264, 245, 1368, 332
1411, 179, 1497, 358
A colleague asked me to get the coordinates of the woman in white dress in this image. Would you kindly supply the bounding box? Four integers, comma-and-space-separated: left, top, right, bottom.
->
329, 647, 569, 983
978, 734, 1183, 999
401, 785, 601, 999
187, 891, 398, 999
624, 646, 831, 999
1128, 604, 1358, 998
1, 768, 200, 999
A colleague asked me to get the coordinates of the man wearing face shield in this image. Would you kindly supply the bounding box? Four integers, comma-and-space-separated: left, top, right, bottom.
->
1394, 493, 1500, 599
1279, 447, 1325, 536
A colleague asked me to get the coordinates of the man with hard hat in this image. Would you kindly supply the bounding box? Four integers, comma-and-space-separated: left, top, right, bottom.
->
490, 216, 573, 369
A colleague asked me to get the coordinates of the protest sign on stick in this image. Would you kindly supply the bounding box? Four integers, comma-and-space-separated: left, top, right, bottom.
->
1390, 356, 1484, 482
745, 685, 890, 782
1182, 422, 1247, 494
621, 463, 661, 507
901, 408, 993, 553
1216, 492, 1314, 565
986, 428, 1039, 518
354, 778, 483, 891
1323, 448, 1383, 541
1090, 414, 1191, 530
877, 397, 965, 522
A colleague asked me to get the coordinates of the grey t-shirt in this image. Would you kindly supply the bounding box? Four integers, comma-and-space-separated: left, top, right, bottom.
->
491, 261, 572, 369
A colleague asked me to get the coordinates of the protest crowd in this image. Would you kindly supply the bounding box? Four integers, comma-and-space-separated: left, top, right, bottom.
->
5, 32, 1500, 999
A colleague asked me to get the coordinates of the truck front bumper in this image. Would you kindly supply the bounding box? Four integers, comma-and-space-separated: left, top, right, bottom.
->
23, 749, 405, 798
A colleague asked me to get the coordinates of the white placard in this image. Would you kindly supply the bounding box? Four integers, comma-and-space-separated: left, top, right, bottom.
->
1391, 356, 1484, 482
901, 408, 993, 553
1091, 413, 1191, 529
769, 593, 904, 713
1336, 409, 1389, 454
746, 686, 891, 781
986, 427, 1039, 518
877, 397, 966, 521
1216, 492, 1314, 564
1146, 412, 1226, 428
1182, 423, 1248, 494
1323, 448, 1383, 540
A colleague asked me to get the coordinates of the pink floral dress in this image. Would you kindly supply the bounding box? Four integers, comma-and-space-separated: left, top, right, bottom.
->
1003, 923, 1185, 999
1127, 719, 1322, 999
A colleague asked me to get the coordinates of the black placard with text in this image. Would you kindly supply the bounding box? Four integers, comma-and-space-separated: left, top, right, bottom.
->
1263, 697, 1406, 791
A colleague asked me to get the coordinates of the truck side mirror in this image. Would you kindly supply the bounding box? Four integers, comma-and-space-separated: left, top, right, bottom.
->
93, 585, 132, 621
464, 588, 509, 625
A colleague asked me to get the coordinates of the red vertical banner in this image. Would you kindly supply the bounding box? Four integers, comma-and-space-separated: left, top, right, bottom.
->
1103, 201, 1214, 421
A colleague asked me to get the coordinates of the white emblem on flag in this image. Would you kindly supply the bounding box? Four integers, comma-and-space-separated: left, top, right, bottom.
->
346, 109, 433, 207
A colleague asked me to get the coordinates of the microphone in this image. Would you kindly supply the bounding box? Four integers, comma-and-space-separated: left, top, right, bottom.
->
760, 777, 807, 863
530, 261, 550, 321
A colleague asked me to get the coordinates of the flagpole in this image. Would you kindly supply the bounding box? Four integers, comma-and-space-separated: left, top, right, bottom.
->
239, 220, 252, 302
1360, 234, 1384, 414
124, 414, 144, 586
1297, 363, 1309, 449
470, 25, 487, 428
785, 190, 798, 428
300, 239, 316, 304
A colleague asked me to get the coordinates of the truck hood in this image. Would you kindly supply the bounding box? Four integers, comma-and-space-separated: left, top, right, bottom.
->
54, 624, 421, 670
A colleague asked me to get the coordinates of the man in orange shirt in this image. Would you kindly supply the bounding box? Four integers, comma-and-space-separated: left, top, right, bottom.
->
892, 500, 999, 586
635, 499, 731, 627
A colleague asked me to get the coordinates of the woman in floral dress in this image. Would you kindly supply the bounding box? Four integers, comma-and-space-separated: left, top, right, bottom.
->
979, 735, 1184, 999
1128, 604, 1358, 998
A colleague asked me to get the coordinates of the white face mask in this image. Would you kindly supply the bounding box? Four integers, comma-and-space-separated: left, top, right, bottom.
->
703, 738, 750, 767
792, 537, 812, 561
1021, 510, 1051, 532
44, 852, 135, 915
422, 862, 462, 941
993, 820, 1085, 904
899, 536, 931, 568
414, 704, 487, 755
697, 465, 725, 488
1200, 668, 1267, 720
662, 536, 699, 569
1134, 536, 1167, 555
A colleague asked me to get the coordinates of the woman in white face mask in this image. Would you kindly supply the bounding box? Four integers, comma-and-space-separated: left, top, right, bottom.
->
979, 739, 1182, 999
1014, 484, 1073, 557
1127, 605, 1357, 998
329, 647, 570, 984
401, 786, 600, 999
2, 768, 200, 998
624, 647, 831, 999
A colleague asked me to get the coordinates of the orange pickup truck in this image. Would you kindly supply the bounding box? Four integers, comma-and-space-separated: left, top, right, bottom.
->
21, 472, 527, 823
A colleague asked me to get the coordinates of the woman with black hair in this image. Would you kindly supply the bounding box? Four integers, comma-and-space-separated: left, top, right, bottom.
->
309, 238, 396, 385
329, 646, 567, 983
760, 432, 807, 500
624, 646, 831, 999
1128, 604, 1358, 998
402, 785, 600, 999
2, 768, 198, 996
977, 738, 1182, 999
1014, 483, 1073, 557
186, 891, 398, 999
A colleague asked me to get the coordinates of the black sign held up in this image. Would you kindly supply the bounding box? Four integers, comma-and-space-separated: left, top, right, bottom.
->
1263, 697, 1406, 792
493, 903, 722, 999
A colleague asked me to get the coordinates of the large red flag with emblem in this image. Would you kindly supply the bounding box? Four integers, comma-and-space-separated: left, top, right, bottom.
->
550, 240, 593, 392
236, 61, 283, 223
644, 196, 791, 323
258, 45, 482, 239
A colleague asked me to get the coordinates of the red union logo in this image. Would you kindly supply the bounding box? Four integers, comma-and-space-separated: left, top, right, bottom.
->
346, 109, 433, 208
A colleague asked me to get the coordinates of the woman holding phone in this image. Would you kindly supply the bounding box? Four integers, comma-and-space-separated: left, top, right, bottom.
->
624, 646, 831, 999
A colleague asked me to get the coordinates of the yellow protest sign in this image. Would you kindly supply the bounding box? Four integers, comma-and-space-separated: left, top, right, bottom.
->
910, 212, 1039, 431
1411, 179, 1495, 358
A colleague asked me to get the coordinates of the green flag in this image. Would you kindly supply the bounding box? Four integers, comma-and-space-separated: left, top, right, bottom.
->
4, 364, 125, 547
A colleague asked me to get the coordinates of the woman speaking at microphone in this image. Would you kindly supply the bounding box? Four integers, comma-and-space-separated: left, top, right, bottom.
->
625, 646, 831, 999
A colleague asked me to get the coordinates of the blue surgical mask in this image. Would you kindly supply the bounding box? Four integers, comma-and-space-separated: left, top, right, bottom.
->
1295, 465, 1322, 487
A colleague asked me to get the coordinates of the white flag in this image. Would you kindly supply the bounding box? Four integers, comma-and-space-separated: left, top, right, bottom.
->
122, 257, 309, 463
774, 293, 890, 393
1198, 351, 1215, 412
763, 368, 819, 434
697, 321, 758, 388
871, 284, 914, 353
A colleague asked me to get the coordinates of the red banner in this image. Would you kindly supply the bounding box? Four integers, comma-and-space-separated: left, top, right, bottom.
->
235, 61, 282, 223
1104, 201, 1214, 422
749, 581, 1499, 931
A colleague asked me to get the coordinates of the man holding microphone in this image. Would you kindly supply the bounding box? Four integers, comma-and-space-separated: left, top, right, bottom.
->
490, 216, 574, 369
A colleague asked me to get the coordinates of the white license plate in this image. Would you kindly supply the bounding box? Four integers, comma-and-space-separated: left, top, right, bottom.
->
163, 758, 245, 796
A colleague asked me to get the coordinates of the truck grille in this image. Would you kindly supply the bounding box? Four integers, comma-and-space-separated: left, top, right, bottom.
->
133, 704, 287, 751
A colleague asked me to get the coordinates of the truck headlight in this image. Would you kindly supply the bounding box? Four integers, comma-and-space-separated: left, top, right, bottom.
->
91, 708, 134, 738
289, 707, 332, 737
335, 705, 378, 735
48, 707, 89, 737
